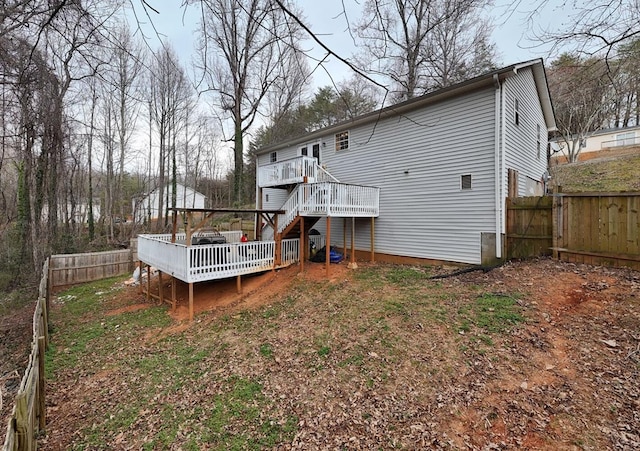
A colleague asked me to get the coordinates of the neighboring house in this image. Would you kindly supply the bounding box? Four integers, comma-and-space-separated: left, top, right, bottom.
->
256, 59, 556, 266
41, 201, 101, 224
550, 124, 640, 158
134, 183, 206, 223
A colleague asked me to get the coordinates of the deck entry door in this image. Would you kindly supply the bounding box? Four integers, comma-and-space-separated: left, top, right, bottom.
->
312, 143, 321, 164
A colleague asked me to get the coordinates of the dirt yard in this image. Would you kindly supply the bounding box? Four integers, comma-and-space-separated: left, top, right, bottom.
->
7, 258, 640, 449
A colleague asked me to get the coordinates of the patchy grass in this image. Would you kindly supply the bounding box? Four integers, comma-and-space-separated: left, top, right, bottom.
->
43, 261, 640, 450
551, 152, 640, 192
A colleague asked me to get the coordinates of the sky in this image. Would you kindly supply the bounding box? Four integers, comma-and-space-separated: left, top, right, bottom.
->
129, 0, 568, 91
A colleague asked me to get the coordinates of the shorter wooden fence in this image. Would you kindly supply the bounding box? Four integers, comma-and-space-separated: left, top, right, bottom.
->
49, 249, 132, 289
506, 196, 553, 259
3, 260, 49, 451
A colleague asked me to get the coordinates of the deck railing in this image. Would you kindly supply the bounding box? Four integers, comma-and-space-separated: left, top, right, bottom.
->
258, 156, 318, 187
299, 182, 380, 217
138, 235, 300, 283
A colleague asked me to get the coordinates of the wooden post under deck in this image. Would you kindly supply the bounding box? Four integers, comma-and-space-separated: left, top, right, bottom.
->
343, 218, 347, 257
146, 264, 151, 303
300, 216, 305, 273
137, 261, 142, 295
158, 271, 164, 305
351, 217, 356, 264
326, 216, 331, 278
171, 276, 177, 311
237, 275, 242, 294
370, 217, 375, 262
189, 282, 194, 321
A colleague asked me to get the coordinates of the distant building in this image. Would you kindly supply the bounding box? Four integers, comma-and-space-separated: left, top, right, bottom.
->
551, 124, 640, 159
133, 183, 206, 223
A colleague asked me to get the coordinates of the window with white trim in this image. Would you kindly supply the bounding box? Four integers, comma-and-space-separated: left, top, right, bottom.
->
269, 151, 277, 163
615, 131, 635, 146
335, 131, 349, 151
461, 174, 472, 190
300, 146, 308, 156
514, 98, 520, 125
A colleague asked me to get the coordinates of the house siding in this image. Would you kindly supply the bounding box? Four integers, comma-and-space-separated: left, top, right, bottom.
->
262, 187, 289, 210
503, 68, 549, 197
285, 88, 498, 264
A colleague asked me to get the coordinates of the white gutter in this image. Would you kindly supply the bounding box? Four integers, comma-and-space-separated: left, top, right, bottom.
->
501, 79, 508, 242
493, 74, 503, 259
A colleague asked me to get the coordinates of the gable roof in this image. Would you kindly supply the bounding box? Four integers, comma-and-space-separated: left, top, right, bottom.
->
258, 59, 557, 154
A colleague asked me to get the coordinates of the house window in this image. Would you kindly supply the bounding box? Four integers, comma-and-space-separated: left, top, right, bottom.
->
536, 124, 541, 160
615, 131, 635, 146
335, 131, 349, 151
265, 194, 270, 202
300, 146, 308, 156
514, 99, 520, 125
270, 151, 277, 163
461, 174, 472, 190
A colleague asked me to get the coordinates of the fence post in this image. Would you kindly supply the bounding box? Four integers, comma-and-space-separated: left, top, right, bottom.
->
552, 186, 562, 259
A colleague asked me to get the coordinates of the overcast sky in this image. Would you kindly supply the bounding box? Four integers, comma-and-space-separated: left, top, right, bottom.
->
130, 0, 567, 90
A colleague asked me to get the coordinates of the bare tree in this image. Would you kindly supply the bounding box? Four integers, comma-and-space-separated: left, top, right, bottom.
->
548, 54, 613, 162
194, 0, 305, 205
526, 0, 640, 59
355, 0, 494, 100
148, 45, 191, 230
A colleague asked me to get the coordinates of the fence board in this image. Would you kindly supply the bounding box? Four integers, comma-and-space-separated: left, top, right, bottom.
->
3, 261, 49, 451
50, 250, 132, 289
506, 196, 553, 259
553, 193, 640, 270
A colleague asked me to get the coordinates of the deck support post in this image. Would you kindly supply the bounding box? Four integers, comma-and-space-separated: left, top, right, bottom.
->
343, 218, 347, 257
171, 277, 177, 311
370, 217, 375, 262
300, 216, 305, 273
158, 271, 164, 305
137, 261, 142, 295
146, 264, 151, 303
236, 275, 242, 294
188, 282, 194, 321
326, 216, 331, 278
351, 217, 356, 264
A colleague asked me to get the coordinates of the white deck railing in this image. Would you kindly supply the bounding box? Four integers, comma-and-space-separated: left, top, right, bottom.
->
138, 234, 300, 283
299, 182, 380, 217
258, 156, 340, 188
258, 156, 316, 187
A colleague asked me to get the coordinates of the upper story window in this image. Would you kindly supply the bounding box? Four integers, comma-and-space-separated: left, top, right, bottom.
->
270, 151, 277, 163
300, 146, 308, 156
514, 98, 520, 126
335, 131, 349, 151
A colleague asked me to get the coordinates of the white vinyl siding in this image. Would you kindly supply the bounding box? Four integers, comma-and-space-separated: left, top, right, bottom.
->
309, 89, 497, 264
261, 188, 289, 210
503, 68, 548, 198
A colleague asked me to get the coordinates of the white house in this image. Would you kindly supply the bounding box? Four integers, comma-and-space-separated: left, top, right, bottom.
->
256, 59, 557, 266
551, 124, 640, 159
134, 183, 206, 223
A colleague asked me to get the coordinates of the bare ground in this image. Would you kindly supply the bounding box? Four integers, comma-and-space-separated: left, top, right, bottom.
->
31, 259, 640, 449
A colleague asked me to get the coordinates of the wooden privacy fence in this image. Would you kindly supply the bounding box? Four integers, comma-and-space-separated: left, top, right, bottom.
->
506, 196, 553, 259
3, 259, 49, 451
49, 249, 132, 289
553, 192, 640, 270
506, 193, 640, 270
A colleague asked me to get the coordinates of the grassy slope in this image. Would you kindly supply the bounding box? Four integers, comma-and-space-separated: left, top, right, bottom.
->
44, 268, 526, 450
551, 152, 640, 192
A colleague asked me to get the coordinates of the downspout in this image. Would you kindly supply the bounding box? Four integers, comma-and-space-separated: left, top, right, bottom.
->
493, 74, 503, 259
